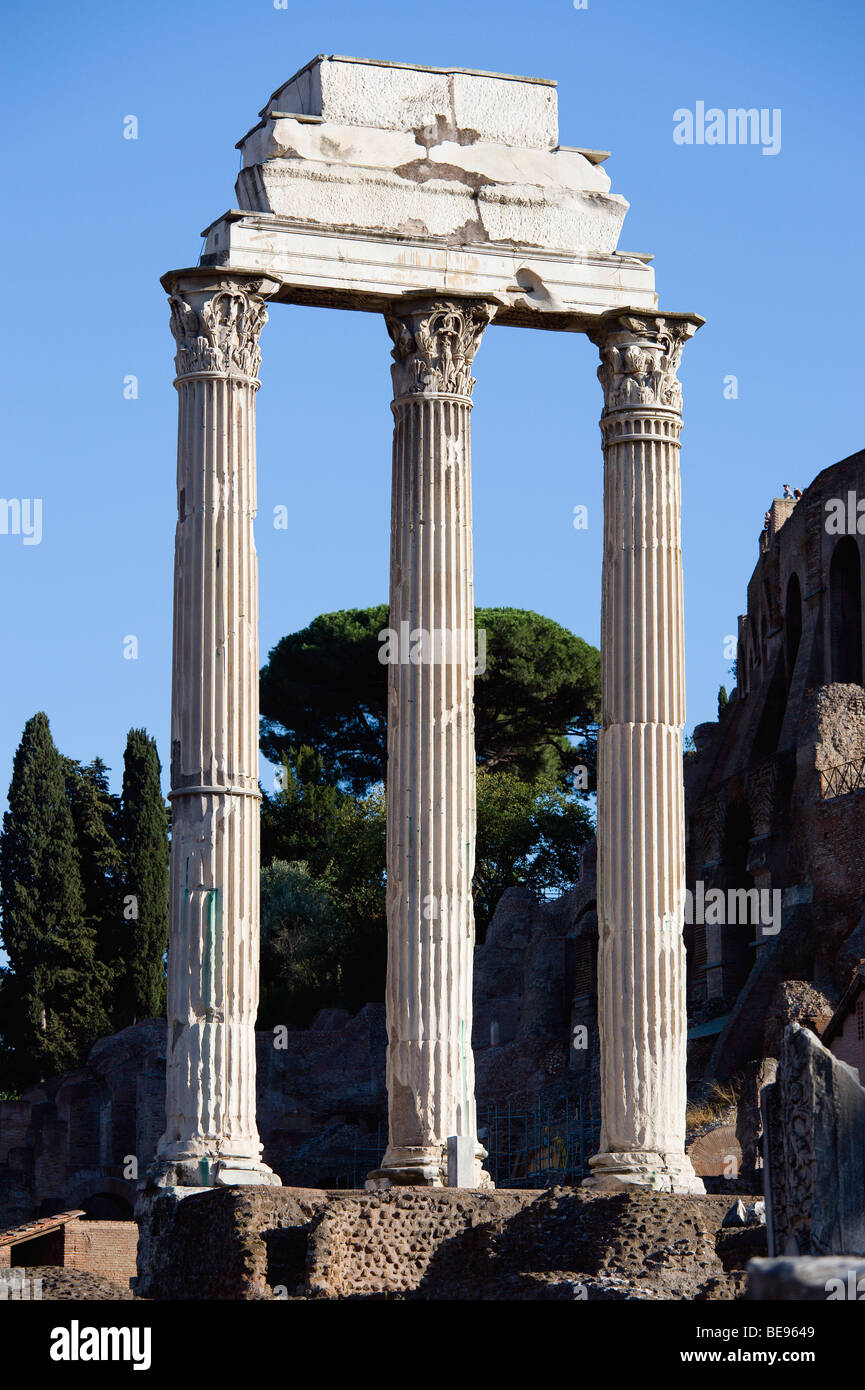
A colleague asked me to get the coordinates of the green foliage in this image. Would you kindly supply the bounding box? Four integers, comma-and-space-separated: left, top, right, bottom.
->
473, 607, 600, 786
473, 769, 593, 936
0, 717, 170, 1084
260, 607, 390, 793
257, 605, 601, 1015
259, 861, 344, 1027
0, 713, 111, 1087
63, 756, 123, 975
260, 750, 386, 1022
117, 730, 169, 1024
717, 685, 729, 716
260, 605, 600, 792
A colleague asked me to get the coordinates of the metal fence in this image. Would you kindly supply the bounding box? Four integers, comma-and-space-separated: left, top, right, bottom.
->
478, 1099, 585, 1188
820, 756, 865, 799
321, 1099, 585, 1189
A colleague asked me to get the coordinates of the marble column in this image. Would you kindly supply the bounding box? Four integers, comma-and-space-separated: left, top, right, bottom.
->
368, 297, 496, 1188
152, 269, 279, 1189
586, 310, 706, 1194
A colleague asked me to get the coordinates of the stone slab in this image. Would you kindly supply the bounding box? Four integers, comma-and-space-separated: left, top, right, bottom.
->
198, 214, 657, 324
259, 55, 559, 150
447, 1136, 477, 1189
761, 1022, 865, 1257
196, 56, 659, 323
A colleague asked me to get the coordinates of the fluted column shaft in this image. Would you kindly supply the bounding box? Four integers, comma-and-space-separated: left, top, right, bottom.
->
154, 270, 279, 1188
587, 310, 705, 1194
371, 297, 495, 1188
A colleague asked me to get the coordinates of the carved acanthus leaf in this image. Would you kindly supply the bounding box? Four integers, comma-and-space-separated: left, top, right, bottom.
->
592, 314, 699, 413
169, 285, 269, 380
386, 300, 495, 400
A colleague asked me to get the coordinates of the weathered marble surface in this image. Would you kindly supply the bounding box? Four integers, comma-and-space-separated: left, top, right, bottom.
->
199, 55, 657, 321
152, 271, 281, 1191
156, 57, 702, 1201
762, 1022, 865, 1256
368, 298, 493, 1189
585, 312, 705, 1195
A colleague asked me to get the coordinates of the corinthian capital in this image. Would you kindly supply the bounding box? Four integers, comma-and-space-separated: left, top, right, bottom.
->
166, 274, 273, 382
386, 298, 496, 401
589, 311, 704, 415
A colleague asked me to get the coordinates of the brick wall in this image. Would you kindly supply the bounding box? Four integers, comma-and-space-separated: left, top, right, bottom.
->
830, 1002, 865, 1085
62, 1220, 139, 1288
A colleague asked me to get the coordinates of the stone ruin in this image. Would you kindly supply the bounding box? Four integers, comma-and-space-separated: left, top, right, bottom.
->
27, 54, 855, 1301
761, 1022, 865, 1259
149, 50, 704, 1233
0, 871, 597, 1230
684, 447, 865, 1087
137, 1185, 753, 1301
747, 1021, 865, 1298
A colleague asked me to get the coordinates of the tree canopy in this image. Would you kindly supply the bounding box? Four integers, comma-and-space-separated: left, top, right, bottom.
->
255, 606, 599, 1022
260, 604, 600, 791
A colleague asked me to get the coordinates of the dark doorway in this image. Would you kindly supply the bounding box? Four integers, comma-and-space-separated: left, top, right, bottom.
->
720, 797, 757, 992
829, 537, 863, 684
785, 573, 802, 689
80, 1193, 135, 1221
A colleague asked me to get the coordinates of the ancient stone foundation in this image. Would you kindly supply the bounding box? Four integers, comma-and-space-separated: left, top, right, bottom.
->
135, 1186, 759, 1300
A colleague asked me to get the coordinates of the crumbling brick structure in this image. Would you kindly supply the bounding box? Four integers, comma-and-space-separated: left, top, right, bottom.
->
683, 449, 865, 1084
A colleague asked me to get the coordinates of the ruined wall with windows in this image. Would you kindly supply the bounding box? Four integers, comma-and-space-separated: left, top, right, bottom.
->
684, 448, 865, 1082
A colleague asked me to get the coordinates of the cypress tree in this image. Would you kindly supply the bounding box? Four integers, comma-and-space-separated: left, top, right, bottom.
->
0, 713, 111, 1086
64, 756, 123, 982
119, 729, 169, 1022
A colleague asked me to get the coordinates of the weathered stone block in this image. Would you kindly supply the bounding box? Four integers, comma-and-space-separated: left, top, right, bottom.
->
265, 56, 558, 150
762, 1022, 865, 1256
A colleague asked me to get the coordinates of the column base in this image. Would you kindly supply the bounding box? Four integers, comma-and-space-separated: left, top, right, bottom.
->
148, 1151, 281, 1190
583, 1149, 705, 1195
366, 1144, 492, 1191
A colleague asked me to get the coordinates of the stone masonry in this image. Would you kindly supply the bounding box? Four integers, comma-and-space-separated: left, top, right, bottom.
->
134, 1185, 753, 1301
155, 53, 703, 1198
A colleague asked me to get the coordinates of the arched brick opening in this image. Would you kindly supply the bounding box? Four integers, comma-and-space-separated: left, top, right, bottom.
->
64, 1172, 137, 1220
785, 572, 802, 689
829, 536, 863, 685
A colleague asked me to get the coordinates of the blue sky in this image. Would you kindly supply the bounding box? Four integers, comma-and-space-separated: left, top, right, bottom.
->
1, 0, 863, 800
